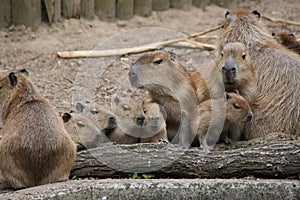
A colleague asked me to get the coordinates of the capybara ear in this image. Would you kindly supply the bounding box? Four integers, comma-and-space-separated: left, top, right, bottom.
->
18, 69, 29, 76
69, 109, 76, 113
224, 92, 231, 101
225, 11, 233, 22
112, 95, 121, 106
157, 46, 165, 50
251, 10, 261, 19
75, 103, 84, 113
288, 33, 296, 38
159, 104, 168, 120
62, 112, 72, 123
8, 72, 18, 87
233, 89, 240, 94
271, 32, 276, 36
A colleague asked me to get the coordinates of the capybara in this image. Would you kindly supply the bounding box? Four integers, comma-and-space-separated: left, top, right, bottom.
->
198, 91, 253, 152
109, 95, 145, 144
216, 41, 256, 103
75, 102, 116, 135
140, 101, 168, 143
0, 70, 76, 189
129, 50, 200, 148
217, 9, 300, 139
272, 32, 300, 55
63, 112, 108, 151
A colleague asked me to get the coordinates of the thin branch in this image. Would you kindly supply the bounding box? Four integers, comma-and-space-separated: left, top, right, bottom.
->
262, 15, 300, 26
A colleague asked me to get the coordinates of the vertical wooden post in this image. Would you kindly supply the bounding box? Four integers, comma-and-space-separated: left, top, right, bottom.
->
152, 0, 169, 11
116, 0, 134, 20
61, 0, 81, 19
0, 0, 11, 29
95, 0, 116, 20
170, 0, 192, 11
11, 0, 42, 30
44, 0, 61, 23
134, 0, 152, 17
211, 0, 237, 9
192, 0, 210, 9
81, 0, 95, 19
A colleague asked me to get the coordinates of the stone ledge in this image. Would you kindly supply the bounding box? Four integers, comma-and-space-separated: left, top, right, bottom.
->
0, 179, 299, 200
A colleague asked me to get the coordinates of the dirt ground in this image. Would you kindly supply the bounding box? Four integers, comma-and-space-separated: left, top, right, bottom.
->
0, 0, 299, 196
1, 0, 299, 114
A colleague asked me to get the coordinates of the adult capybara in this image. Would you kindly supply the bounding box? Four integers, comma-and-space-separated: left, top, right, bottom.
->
0, 70, 76, 189
218, 9, 300, 139
129, 50, 200, 148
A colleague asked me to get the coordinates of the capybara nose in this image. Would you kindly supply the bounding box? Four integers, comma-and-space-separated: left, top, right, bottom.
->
246, 113, 253, 122
109, 116, 116, 123
136, 115, 145, 126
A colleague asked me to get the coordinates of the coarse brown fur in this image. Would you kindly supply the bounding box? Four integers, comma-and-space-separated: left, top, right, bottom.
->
0, 70, 76, 189
74, 102, 116, 136
63, 112, 108, 151
109, 95, 145, 144
140, 102, 168, 143
272, 32, 300, 55
197, 92, 253, 152
129, 50, 200, 147
216, 41, 257, 103
218, 9, 300, 139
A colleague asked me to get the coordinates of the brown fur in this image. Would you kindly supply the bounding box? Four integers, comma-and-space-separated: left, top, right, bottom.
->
63, 112, 108, 151
272, 32, 300, 55
129, 50, 200, 147
140, 102, 168, 143
75, 102, 116, 135
218, 9, 300, 139
198, 92, 253, 152
109, 95, 145, 144
0, 70, 76, 189
216, 42, 257, 103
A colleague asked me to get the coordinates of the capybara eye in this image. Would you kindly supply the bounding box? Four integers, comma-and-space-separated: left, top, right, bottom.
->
143, 110, 147, 114
233, 103, 241, 110
221, 52, 224, 57
90, 109, 99, 114
242, 53, 246, 60
153, 59, 163, 65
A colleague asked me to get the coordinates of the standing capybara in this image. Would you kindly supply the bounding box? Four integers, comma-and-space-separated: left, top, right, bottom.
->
129, 50, 200, 148
109, 95, 145, 144
140, 101, 168, 143
216, 41, 256, 103
217, 9, 300, 139
0, 70, 76, 189
198, 91, 253, 152
63, 112, 108, 151
272, 32, 300, 55
75, 102, 117, 135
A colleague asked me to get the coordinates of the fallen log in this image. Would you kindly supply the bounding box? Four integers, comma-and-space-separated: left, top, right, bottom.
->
71, 139, 300, 179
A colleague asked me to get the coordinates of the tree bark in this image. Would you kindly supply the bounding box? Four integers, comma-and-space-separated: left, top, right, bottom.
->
71, 140, 300, 179
44, 0, 61, 23
134, 0, 152, 17
152, 0, 169, 11
80, 0, 94, 20
0, 0, 11, 29
116, 0, 134, 20
61, 0, 81, 19
94, 0, 116, 21
170, 0, 192, 11
192, 0, 210, 9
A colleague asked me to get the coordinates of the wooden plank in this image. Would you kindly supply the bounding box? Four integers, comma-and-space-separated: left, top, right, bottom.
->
134, 0, 152, 17
95, 0, 116, 20
61, 0, 81, 19
44, 0, 61, 23
152, 0, 169, 11
11, 0, 42, 30
80, 0, 95, 19
170, 0, 192, 11
0, 0, 11, 29
116, 0, 134, 20
192, 0, 210, 9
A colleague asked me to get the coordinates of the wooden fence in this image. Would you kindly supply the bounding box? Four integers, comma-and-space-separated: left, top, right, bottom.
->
0, 0, 243, 30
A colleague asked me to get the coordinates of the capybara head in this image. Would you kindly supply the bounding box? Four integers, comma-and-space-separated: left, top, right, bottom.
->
143, 102, 167, 132
218, 41, 252, 85
0, 69, 39, 119
224, 91, 253, 123
75, 102, 116, 135
63, 112, 107, 151
218, 9, 275, 52
129, 50, 184, 89
112, 95, 145, 127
